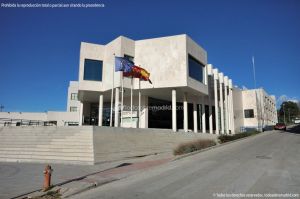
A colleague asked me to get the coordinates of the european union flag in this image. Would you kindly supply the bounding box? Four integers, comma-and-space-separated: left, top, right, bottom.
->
115, 57, 134, 73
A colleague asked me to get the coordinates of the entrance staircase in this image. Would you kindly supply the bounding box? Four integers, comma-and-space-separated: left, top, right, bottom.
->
0, 126, 94, 165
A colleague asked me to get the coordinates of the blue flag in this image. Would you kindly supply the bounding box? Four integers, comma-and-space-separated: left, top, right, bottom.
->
115, 57, 134, 73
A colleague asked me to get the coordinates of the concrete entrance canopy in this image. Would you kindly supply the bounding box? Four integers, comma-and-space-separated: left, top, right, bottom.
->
78, 85, 208, 104
78, 90, 110, 103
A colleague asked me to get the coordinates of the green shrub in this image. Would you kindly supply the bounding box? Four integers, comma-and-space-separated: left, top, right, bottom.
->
173, 139, 216, 155
218, 131, 260, 143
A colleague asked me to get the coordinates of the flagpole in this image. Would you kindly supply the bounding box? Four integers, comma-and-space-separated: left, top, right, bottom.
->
138, 78, 141, 128
252, 56, 256, 89
130, 77, 133, 128
121, 72, 124, 127
110, 54, 115, 127
252, 56, 260, 131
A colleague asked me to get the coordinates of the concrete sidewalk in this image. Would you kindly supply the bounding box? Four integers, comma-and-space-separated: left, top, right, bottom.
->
1, 152, 172, 199
57, 156, 173, 198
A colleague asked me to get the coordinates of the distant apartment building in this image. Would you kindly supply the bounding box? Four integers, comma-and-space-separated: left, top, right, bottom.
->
0, 81, 80, 126
233, 88, 277, 131
67, 81, 80, 113
0, 34, 278, 132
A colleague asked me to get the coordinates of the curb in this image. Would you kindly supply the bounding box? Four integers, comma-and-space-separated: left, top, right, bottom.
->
173, 131, 268, 161
22, 157, 173, 198
60, 177, 117, 198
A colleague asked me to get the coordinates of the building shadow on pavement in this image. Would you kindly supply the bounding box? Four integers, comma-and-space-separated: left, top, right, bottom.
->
285, 124, 300, 134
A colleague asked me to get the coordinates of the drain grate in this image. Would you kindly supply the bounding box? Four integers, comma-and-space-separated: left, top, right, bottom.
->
256, 155, 272, 159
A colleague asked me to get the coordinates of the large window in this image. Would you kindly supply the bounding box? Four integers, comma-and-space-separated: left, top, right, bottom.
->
83, 59, 103, 81
244, 109, 254, 118
188, 55, 204, 83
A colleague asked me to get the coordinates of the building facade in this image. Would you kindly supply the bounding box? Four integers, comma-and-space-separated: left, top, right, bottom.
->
0, 34, 278, 132
233, 88, 278, 131
75, 34, 262, 134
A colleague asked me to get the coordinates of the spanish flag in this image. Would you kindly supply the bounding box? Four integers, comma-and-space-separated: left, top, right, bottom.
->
124, 66, 152, 84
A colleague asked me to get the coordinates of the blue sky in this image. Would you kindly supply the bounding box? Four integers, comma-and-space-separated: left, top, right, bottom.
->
0, 0, 299, 112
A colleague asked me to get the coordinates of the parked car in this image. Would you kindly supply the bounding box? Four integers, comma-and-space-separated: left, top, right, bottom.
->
294, 119, 300, 124
274, 123, 287, 131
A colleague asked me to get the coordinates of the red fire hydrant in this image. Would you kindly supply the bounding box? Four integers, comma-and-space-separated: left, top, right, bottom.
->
43, 165, 53, 191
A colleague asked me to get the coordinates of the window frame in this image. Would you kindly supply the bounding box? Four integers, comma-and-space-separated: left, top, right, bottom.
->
70, 93, 78, 101
70, 106, 78, 112
83, 59, 103, 81
188, 54, 205, 83
244, 109, 254, 118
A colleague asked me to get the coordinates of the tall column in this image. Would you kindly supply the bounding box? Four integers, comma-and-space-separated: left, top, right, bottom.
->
208, 78, 213, 134
141, 96, 149, 128
224, 86, 229, 134
183, 92, 188, 132
214, 78, 219, 134
193, 101, 198, 133
98, 95, 103, 126
138, 89, 141, 128
229, 88, 235, 134
172, 89, 177, 132
220, 82, 225, 134
227, 89, 232, 132
79, 101, 83, 126
199, 104, 202, 132
202, 96, 206, 133
114, 87, 120, 127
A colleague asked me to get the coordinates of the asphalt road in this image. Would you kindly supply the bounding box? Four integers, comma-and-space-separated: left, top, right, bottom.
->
72, 126, 300, 199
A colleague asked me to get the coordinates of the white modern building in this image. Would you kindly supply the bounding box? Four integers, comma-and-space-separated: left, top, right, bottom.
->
67, 81, 81, 114
233, 87, 277, 131
75, 35, 234, 134
0, 81, 80, 126
0, 34, 278, 133
73, 34, 277, 133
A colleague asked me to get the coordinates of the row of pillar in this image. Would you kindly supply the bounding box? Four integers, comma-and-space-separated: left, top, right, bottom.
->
171, 90, 209, 133
79, 82, 234, 133
79, 66, 234, 133
79, 87, 140, 128
212, 67, 235, 134
170, 66, 235, 134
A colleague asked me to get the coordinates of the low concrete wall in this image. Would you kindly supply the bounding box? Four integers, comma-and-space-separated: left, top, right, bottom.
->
47, 111, 80, 126
0, 126, 217, 165
93, 127, 217, 164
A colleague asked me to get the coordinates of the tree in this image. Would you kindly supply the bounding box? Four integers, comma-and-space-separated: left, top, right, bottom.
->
278, 101, 300, 124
